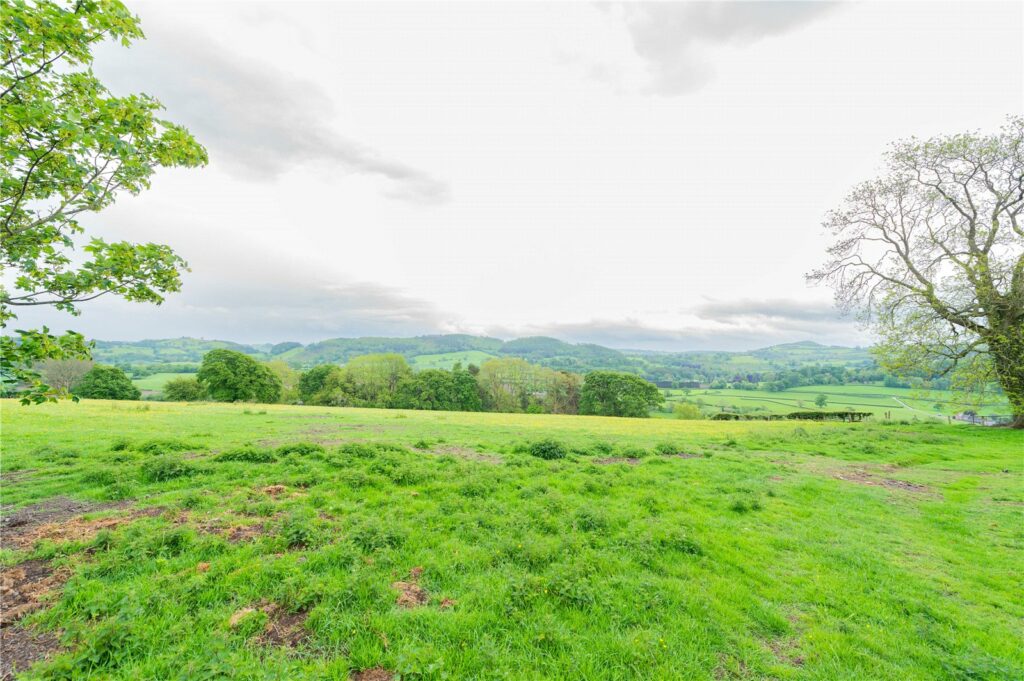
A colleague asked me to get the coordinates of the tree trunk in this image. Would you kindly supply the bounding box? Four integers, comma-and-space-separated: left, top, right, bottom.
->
989, 326, 1024, 428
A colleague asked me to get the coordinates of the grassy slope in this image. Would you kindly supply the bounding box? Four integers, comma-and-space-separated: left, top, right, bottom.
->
662, 385, 1009, 420
1, 401, 1022, 680
409, 351, 497, 371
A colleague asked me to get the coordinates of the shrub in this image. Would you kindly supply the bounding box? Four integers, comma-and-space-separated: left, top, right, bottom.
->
654, 442, 679, 455
140, 456, 195, 482
110, 437, 132, 451
529, 439, 568, 460
216, 446, 276, 463
163, 376, 206, 401
672, 403, 703, 420
338, 443, 379, 459
73, 365, 141, 400
136, 438, 193, 455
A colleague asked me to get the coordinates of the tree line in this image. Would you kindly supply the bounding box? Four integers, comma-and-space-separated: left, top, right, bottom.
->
42, 349, 665, 418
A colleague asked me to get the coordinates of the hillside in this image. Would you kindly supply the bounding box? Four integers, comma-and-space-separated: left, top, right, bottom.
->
90, 335, 875, 385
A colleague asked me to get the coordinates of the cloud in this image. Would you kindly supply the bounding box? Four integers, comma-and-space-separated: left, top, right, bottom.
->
94, 25, 449, 203
693, 298, 849, 325
619, 1, 840, 94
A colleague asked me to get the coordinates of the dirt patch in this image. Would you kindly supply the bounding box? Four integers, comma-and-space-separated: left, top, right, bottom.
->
765, 638, 804, 667
262, 485, 287, 497
0, 497, 132, 548
421, 445, 502, 464
254, 603, 310, 648
593, 457, 642, 465
351, 669, 393, 681
833, 469, 932, 493
3, 507, 162, 551
0, 469, 36, 486
0, 626, 62, 680
226, 523, 268, 543
392, 566, 429, 608
0, 560, 72, 627
672, 452, 702, 459
178, 511, 271, 543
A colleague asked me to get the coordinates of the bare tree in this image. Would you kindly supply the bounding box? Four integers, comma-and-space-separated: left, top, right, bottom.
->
38, 359, 94, 393
810, 116, 1024, 427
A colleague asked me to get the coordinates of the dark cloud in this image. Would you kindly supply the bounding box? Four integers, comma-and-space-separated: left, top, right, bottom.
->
693, 298, 848, 325
93, 24, 449, 203
620, 1, 841, 94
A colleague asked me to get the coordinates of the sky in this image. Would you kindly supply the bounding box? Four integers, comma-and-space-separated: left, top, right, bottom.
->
16, 0, 1023, 351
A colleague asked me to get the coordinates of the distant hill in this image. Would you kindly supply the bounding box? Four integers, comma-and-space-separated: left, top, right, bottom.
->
90, 334, 876, 385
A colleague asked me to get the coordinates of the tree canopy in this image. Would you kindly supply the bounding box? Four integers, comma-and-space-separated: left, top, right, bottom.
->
72, 364, 139, 400
579, 371, 663, 418
811, 116, 1024, 427
0, 0, 206, 403
197, 349, 281, 403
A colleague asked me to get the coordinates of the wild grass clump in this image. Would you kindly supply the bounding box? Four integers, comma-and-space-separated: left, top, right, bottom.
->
136, 438, 195, 455
31, 445, 79, 462
275, 442, 324, 457
216, 446, 276, 463
529, 439, 568, 460
140, 456, 196, 483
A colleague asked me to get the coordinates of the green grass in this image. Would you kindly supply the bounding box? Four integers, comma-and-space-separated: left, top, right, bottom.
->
662, 384, 1009, 421
2, 400, 1022, 680
409, 351, 497, 370
130, 372, 197, 393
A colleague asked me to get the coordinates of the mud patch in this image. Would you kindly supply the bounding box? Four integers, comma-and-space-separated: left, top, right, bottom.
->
3, 506, 162, 551
254, 603, 310, 648
0, 560, 72, 626
351, 669, 393, 681
0, 626, 62, 680
593, 457, 642, 466
262, 485, 287, 497
421, 445, 502, 464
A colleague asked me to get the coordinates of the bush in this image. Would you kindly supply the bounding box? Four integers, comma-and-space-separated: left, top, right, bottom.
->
73, 365, 140, 401
140, 456, 195, 482
163, 376, 206, 401
529, 439, 568, 460
216, 446, 276, 463
672, 403, 703, 420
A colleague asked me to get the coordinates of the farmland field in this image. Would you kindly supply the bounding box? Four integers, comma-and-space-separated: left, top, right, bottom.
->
409, 351, 498, 371
661, 384, 1010, 421
1, 400, 1021, 680
130, 372, 197, 394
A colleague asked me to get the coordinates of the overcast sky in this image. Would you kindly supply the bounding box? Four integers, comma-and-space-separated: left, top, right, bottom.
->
17, 0, 1023, 350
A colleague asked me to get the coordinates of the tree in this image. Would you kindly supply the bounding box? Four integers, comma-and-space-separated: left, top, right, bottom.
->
0, 0, 206, 404
163, 376, 205, 402
265, 359, 300, 403
814, 394, 828, 409
197, 349, 281, 403
579, 371, 663, 418
298, 364, 337, 403
344, 353, 411, 406
38, 358, 93, 392
73, 364, 139, 400
810, 117, 1024, 427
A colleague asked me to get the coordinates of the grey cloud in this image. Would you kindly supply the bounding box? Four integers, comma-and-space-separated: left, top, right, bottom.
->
620, 1, 840, 94
693, 298, 849, 325
93, 25, 449, 203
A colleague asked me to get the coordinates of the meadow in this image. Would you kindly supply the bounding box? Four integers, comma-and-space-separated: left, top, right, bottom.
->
661, 384, 1010, 421
130, 373, 197, 395
1, 400, 1022, 680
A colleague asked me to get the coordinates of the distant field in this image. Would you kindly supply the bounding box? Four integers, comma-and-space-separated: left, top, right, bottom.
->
409, 350, 497, 370
1, 400, 1021, 679
661, 384, 1009, 421
131, 372, 197, 393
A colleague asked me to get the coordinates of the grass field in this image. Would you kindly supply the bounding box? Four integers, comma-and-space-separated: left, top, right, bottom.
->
1, 400, 1022, 680
409, 351, 497, 371
130, 372, 197, 393
661, 384, 1010, 421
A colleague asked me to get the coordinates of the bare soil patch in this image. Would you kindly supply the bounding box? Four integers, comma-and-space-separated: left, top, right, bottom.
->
0, 560, 72, 627
833, 469, 932, 493
254, 602, 310, 648
0, 626, 62, 680
351, 669, 393, 681
262, 485, 287, 497
392, 566, 429, 608
0, 497, 131, 549
593, 457, 642, 466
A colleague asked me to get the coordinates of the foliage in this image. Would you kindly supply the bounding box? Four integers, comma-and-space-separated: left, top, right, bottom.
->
579, 371, 663, 418
393, 367, 482, 411
196, 349, 281, 403
811, 116, 1024, 426
0, 0, 206, 403
343, 353, 411, 406
264, 359, 300, 403
528, 438, 568, 460
162, 376, 206, 402
814, 394, 828, 409
672, 402, 702, 420
38, 358, 93, 392
297, 364, 336, 404
72, 364, 139, 400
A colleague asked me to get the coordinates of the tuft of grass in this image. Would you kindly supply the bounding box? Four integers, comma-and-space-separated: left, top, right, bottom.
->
215, 446, 276, 463
529, 439, 568, 460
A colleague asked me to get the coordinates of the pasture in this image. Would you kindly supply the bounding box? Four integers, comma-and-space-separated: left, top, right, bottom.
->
661, 384, 1010, 421
1, 400, 1021, 680
130, 372, 197, 394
